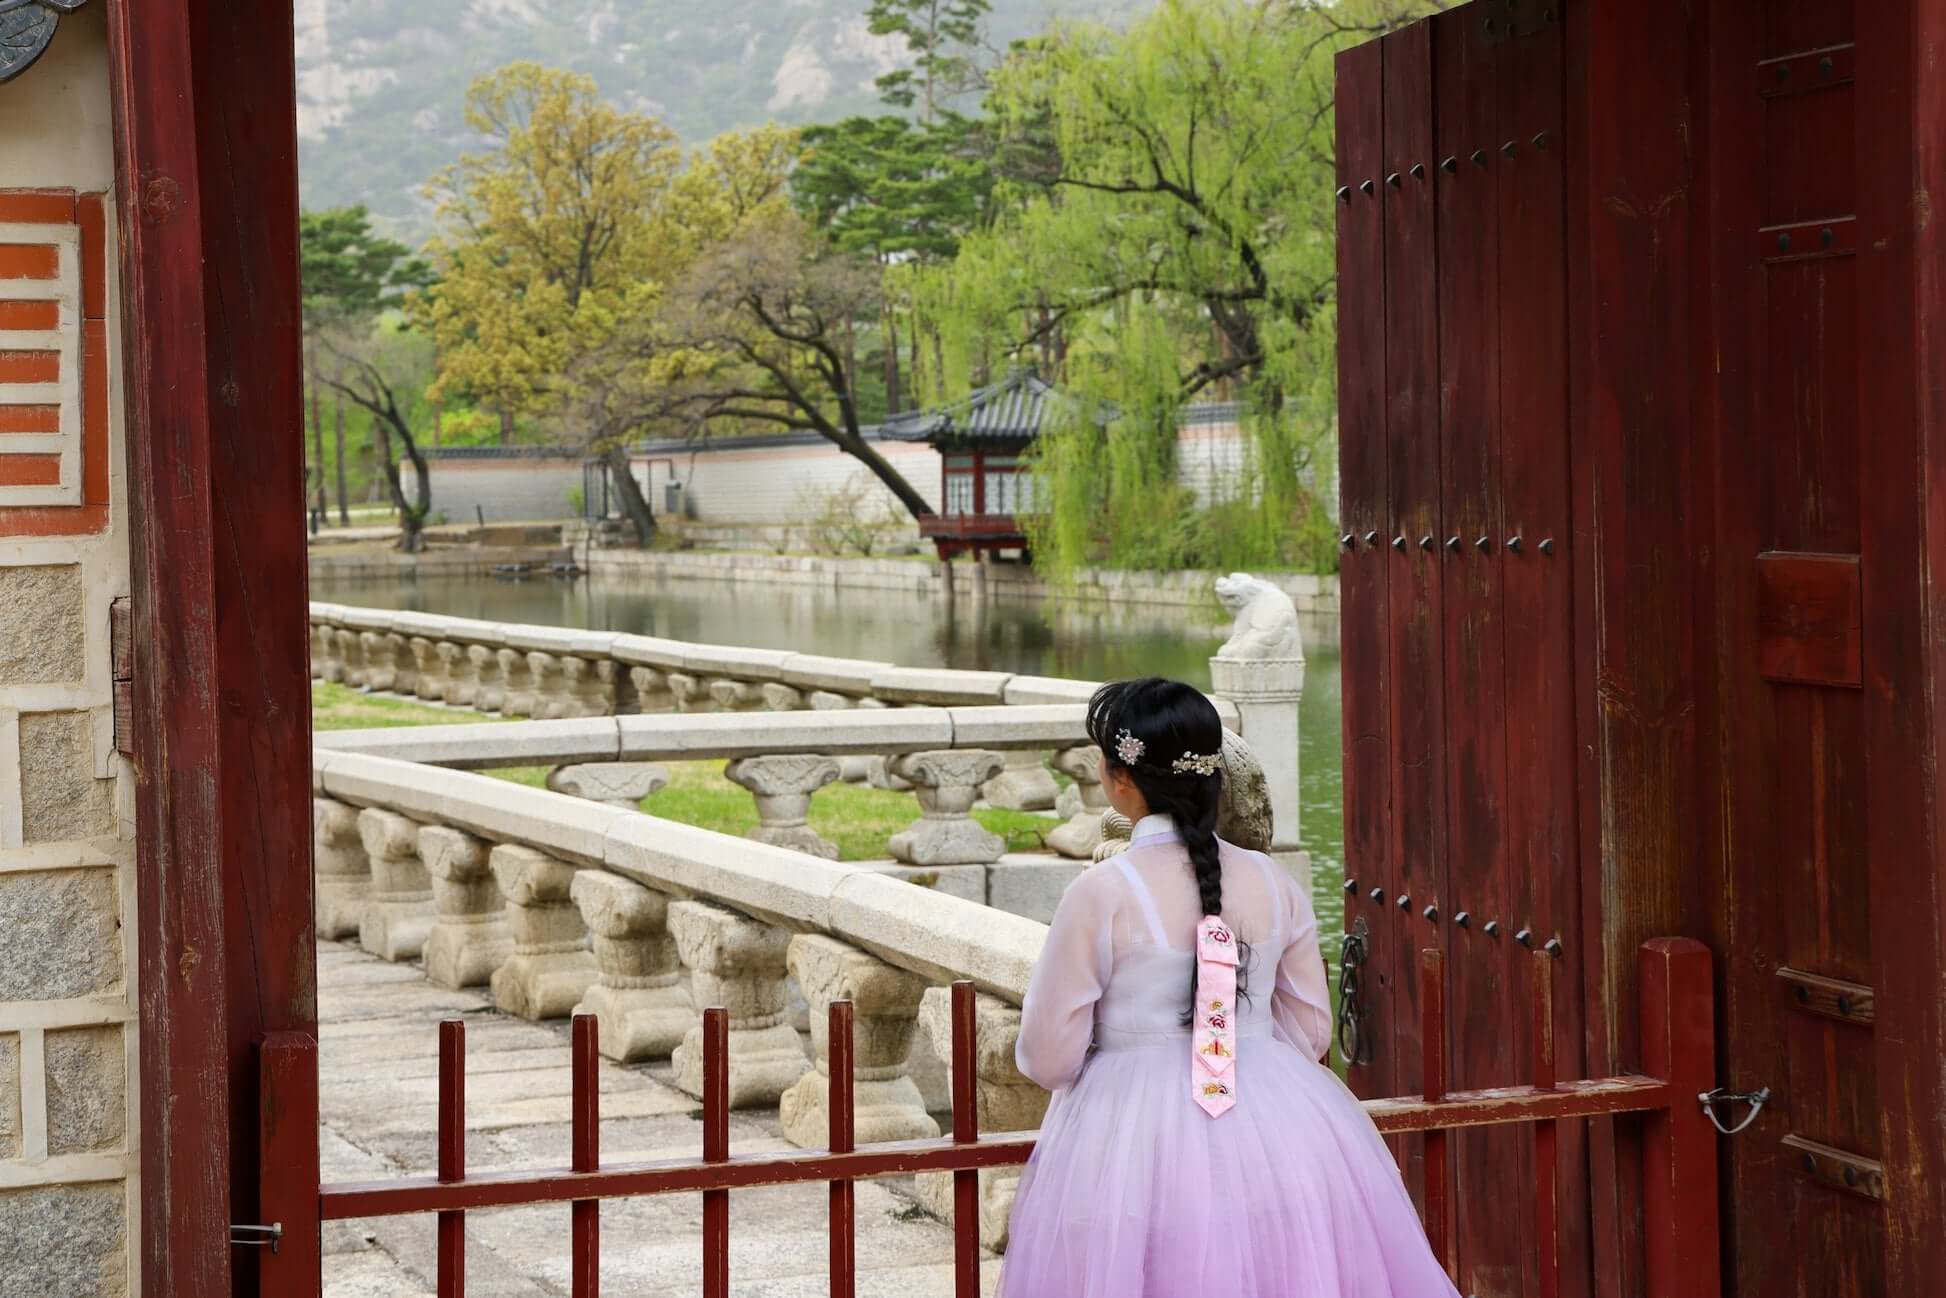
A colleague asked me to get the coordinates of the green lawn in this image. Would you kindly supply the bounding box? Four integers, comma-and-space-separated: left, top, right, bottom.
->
312, 682, 1057, 859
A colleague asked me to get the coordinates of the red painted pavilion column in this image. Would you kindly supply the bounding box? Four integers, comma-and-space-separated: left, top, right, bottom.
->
105, 2, 315, 1294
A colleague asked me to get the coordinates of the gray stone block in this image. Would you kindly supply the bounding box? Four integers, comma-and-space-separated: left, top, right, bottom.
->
0, 1034, 17, 1160
46, 1025, 124, 1155
985, 858, 1087, 924
0, 1182, 126, 1297
19, 712, 116, 843
0, 565, 83, 685
0, 868, 120, 1000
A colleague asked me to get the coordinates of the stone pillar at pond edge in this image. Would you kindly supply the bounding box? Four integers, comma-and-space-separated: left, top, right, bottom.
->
1207, 572, 1305, 854
913, 987, 1050, 1251
355, 809, 436, 962
470, 644, 506, 712
546, 762, 669, 810
724, 755, 842, 859
313, 797, 371, 941
570, 871, 693, 1063
488, 844, 599, 1019
780, 935, 939, 1148
417, 825, 513, 990
888, 750, 1007, 865
336, 628, 367, 688
668, 900, 808, 1107
1045, 746, 1109, 860
312, 622, 336, 681
981, 750, 1060, 812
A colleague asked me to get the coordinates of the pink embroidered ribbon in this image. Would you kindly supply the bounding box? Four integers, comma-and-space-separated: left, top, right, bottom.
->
1193, 915, 1239, 1117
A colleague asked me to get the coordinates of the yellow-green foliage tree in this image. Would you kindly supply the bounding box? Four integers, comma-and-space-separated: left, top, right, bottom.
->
413, 62, 682, 538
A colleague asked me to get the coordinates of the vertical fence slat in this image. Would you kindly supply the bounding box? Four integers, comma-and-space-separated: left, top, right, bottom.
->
1531, 950, 1559, 1298
572, 1014, 601, 1298
437, 1020, 465, 1298
1639, 939, 1720, 1298
703, 1007, 731, 1298
1419, 949, 1450, 1274
829, 1000, 857, 1298
951, 981, 981, 1298
259, 1031, 323, 1298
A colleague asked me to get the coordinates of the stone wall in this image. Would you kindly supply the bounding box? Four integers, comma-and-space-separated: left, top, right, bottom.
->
581, 549, 1343, 646
0, 10, 138, 1296
406, 452, 587, 525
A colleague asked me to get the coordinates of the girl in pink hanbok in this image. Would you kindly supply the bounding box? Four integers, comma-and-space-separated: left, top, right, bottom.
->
1000, 678, 1462, 1298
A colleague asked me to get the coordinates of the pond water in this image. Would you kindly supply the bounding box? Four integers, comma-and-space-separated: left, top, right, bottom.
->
312, 571, 1346, 939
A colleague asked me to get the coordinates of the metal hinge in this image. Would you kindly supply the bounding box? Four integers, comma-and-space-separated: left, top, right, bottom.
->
110, 596, 132, 757
230, 1222, 282, 1252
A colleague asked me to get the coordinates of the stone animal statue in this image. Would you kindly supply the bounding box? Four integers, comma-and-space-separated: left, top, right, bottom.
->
1214, 572, 1303, 661
1093, 729, 1274, 860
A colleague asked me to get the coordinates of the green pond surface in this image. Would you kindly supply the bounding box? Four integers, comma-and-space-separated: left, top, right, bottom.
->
313, 571, 1347, 946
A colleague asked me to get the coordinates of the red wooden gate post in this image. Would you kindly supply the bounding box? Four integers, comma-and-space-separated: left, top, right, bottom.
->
1419, 949, 1450, 1273
257, 1032, 322, 1297
1638, 938, 1719, 1298
438, 1021, 466, 1297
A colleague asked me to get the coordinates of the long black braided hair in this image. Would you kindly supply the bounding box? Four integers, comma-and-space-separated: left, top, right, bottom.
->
1087, 677, 1251, 1020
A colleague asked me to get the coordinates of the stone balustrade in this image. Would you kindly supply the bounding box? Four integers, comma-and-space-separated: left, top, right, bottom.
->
309, 603, 1103, 718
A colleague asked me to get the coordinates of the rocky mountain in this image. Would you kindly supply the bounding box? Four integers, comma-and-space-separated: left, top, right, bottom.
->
295, 0, 1141, 239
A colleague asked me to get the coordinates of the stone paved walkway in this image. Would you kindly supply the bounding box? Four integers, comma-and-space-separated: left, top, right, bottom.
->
319, 942, 1004, 1297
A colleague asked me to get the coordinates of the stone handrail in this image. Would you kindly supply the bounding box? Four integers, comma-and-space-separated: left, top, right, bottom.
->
309, 601, 1100, 715
311, 703, 1152, 769
314, 748, 1047, 998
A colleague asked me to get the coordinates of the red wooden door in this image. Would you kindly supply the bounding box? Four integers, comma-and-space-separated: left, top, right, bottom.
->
1704, 5, 1886, 1294
1335, 8, 1588, 1295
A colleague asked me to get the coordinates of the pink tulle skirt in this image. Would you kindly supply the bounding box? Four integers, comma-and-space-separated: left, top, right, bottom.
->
1000, 1036, 1464, 1297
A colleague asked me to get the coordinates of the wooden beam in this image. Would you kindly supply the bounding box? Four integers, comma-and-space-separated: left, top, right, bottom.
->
105, 2, 314, 1294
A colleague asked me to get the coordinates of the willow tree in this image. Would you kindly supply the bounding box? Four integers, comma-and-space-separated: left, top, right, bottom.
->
915, 0, 1437, 578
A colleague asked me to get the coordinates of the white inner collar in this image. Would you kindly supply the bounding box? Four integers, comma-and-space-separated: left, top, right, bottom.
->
1131, 813, 1179, 843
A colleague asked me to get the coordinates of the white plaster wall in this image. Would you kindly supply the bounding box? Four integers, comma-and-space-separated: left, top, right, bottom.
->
0, 9, 139, 1296
638, 440, 946, 526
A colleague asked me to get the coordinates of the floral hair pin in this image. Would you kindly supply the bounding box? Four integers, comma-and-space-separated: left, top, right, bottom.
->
1114, 729, 1146, 765
1171, 751, 1222, 777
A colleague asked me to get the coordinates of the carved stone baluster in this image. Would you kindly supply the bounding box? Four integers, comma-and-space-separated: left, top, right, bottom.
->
569, 872, 692, 1063
356, 809, 434, 962
546, 762, 669, 810
914, 988, 1049, 1250
409, 637, 444, 701
470, 645, 505, 712
569, 657, 618, 716
982, 750, 1059, 812
664, 672, 703, 713
888, 750, 1008, 865
311, 623, 333, 681
526, 651, 571, 719
337, 629, 367, 689
487, 845, 598, 1019
438, 641, 476, 708
1046, 745, 1109, 859
780, 936, 938, 1148
628, 666, 671, 713
418, 826, 512, 990
668, 901, 807, 1107
313, 797, 370, 940
706, 678, 759, 712
360, 631, 398, 693
499, 648, 538, 717
389, 633, 418, 696
808, 691, 873, 783
724, 755, 842, 858
761, 683, 804, 711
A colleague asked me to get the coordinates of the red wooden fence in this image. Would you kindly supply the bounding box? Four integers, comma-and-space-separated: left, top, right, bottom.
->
257, 938, 1717, 1297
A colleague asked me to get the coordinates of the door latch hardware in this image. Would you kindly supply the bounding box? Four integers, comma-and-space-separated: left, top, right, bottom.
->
230, 1222, 283, 1252
1698, 1086, 1771, 1136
